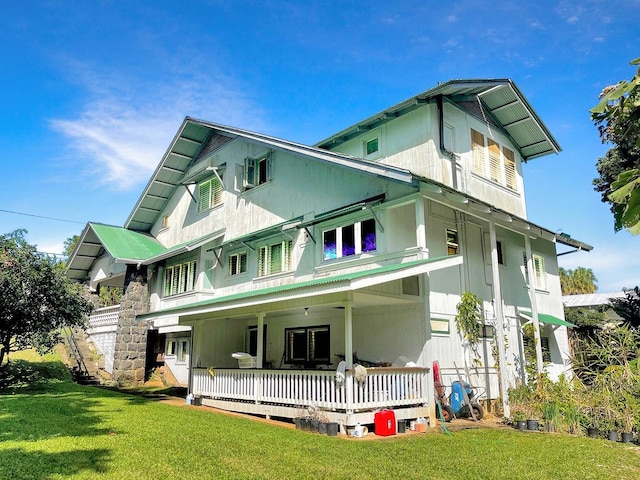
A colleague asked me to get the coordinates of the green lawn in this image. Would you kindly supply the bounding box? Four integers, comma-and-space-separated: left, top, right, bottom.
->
1, 352, 639, 480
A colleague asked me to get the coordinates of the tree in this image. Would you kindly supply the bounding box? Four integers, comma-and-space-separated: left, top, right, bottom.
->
63, 235, 79, 259
609, 286, 640, 330
559, 267, 598, 295
0, 230, 93, 366
591, 57, 640, 234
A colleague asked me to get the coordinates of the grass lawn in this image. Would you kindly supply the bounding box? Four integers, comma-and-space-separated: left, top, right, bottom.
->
1, 351, 639, 480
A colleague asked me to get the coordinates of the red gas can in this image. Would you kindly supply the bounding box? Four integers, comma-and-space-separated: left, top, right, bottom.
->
374, 409, 396, 436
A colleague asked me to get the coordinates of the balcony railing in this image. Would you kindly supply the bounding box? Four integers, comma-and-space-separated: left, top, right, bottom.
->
87, 305, 120, 328
192, 366, 429, 413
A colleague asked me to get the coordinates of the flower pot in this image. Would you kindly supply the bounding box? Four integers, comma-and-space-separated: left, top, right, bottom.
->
326, 422, 339, 436
318, 422, 328, 435
309, 419, 319, 433
608, 430, 619, 442
397, 420, 406, 434
294, 418, 304, 430
621, 432, 634, 443
526, 419, 539, 431
515, 420, 527, 431
587, 427, 599, 438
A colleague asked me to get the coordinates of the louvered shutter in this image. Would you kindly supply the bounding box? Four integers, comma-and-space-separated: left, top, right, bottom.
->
270, 242, 283, 274
244, 157, 256, 188
488, 139, 502, 183
258, 246, 267, 276
198, 181, 211, 213
212, 177, 223, 206
503, 147, 516, 190
471, 129, 485, 174
534, 255, 546, 290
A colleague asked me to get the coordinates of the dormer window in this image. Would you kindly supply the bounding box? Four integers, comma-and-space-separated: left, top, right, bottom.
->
244, 153, 272, 189
365, 137, 379, 156
471, 129, 517, 191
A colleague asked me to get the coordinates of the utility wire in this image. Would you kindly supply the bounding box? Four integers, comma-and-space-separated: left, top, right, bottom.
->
0, 208, 85, 225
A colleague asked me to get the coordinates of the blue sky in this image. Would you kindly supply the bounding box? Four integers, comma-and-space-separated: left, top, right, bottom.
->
1, 1, 638, 292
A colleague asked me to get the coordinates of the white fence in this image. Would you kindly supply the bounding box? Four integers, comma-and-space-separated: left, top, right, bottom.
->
192, 367, 429, 412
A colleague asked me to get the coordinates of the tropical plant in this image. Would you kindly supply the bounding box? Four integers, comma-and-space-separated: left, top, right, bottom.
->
591, 57, 640, 234
455, 291, 483, 345
559, 267, 598, 295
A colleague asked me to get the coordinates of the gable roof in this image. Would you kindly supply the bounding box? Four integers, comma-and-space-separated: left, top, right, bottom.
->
66, 223, 166, 282
124, 117, 415, 233
315, 79, 560, 161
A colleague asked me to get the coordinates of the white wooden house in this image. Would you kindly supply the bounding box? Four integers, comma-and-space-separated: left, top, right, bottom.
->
67, 79, 591, 428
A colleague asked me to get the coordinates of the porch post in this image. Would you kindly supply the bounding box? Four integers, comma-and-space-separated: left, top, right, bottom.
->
489, 219, 510, 418
344, 300, 353, 369
256, 312, 265, 369
415, 197, 427, 256
344, 299, 354, 414
524, 236, 544, 375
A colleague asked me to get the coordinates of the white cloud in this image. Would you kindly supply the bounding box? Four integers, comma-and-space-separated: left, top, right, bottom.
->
50, 66, 265, 191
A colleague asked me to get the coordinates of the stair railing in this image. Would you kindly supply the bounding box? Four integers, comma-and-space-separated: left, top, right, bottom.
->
63, 327, 91, 379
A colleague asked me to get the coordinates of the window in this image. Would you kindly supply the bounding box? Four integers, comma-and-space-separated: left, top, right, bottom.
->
166, 340, 177, 356
365, 137, 379, 155
522, 252, 547, 290
229, 252, 247, 276
247, 325, 267, 357
162, 214, 169, 229
164, 260, 197, 296
284, 325, 330, 365
496, 240, 505, 265
470, 129, 518, 191
258, 240, 292, 276
244, 153, 272, 189
178, 340, 189, 363
446, 228, 459, 255
198, 175, 223, 213
323, 218, 376, 260
523, 332, 551, 363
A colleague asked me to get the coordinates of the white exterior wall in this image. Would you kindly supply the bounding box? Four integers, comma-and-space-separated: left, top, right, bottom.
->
328, 103, 527, 219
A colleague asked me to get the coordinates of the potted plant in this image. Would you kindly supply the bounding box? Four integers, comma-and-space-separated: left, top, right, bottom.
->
512, 409, 527, 431
542, 401, 560, 433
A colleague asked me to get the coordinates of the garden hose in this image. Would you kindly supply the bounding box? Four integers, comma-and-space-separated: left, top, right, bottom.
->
435, 397, 452, 436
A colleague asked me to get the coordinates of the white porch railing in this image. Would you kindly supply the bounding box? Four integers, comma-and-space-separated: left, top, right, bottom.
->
192, 367, 429, 412
87, 305, 120, 328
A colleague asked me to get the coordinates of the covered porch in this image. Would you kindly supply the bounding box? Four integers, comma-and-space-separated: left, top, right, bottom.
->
142, 255, 463, 429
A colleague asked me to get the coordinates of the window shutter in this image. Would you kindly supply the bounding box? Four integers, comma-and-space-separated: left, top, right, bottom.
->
265, 154, 272, 181
283, 240, 292, 271
239, 252, 247, 273
534, 255, 546, 290
488, 139, 502, 183
522, 252, 529, 284
269, 242, 283, 274
198, 181, 211, 213
187, 261, 197, 291
471, 129, 485, 174
244, 157, 256, 188
258, 246, 267, 276
164, 268, 172, 296
503, 147, 516, 190
212, 177, 223, 206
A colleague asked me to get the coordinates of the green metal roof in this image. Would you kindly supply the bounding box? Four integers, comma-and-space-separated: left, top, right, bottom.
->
139, 255, 461, 320
91, 223, 166, 260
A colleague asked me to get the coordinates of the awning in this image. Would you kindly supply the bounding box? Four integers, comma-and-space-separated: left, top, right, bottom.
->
518, 309, 576, 328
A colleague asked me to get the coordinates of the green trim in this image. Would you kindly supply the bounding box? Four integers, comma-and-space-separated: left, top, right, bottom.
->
430, 318, 450, 334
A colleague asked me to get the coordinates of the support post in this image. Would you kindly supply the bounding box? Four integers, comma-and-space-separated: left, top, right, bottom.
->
344, 299, 354, 414
489, 219, 510, 418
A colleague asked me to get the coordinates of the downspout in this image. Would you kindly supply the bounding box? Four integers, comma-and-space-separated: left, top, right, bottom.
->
437, 94, 460, 190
